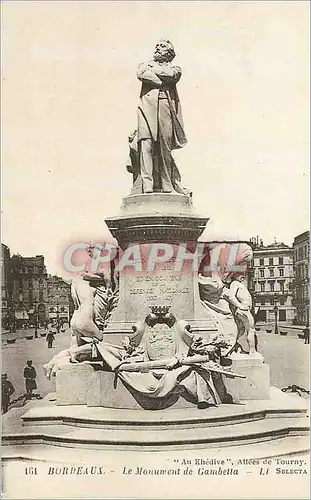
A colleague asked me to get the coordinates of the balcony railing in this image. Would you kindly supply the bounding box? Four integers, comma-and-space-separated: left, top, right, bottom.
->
292, 298, 309, 306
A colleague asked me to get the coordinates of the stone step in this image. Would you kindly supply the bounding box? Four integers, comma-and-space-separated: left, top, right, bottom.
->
3, 416, 309, 451
22, 403, 307, 430
21, 407, 270, 430
19, 388, 308, 431
2, 436, 309, 463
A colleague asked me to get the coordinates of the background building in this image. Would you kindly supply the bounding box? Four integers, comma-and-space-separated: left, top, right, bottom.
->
293, 231, 309, 325
251, 239, 295, 323
47, 275, 71, 327
10, 254, 48, 327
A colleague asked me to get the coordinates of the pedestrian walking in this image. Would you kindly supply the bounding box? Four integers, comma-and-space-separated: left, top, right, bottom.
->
303, 324, 309, 344
46, 331, 55, 349
23, 360, 37, 398
1, 374, 15, 413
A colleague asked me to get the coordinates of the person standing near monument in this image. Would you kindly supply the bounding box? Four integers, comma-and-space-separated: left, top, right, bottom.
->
1, 374, 15, 414
23, 360, 37, 398
303, 324, 309, 344
46, 330, 55, 349
137, 39, 187, 193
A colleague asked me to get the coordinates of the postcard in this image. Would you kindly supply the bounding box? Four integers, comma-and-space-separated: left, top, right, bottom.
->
1, 1, 309, 499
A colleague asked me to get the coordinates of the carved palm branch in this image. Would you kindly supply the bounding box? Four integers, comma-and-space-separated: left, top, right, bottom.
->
93, 285, 119, 329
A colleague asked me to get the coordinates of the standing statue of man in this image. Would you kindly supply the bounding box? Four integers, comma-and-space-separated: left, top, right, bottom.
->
136, 39, 187, 194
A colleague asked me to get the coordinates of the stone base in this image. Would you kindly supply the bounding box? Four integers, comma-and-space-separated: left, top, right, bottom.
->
56, 363, 95, 405
88, 370, 199, 410
225, 353, 270, 400
105, 193, 209, 247
119, 192, 194, 216
56, 355, 271, 409
56, 364, 199, 409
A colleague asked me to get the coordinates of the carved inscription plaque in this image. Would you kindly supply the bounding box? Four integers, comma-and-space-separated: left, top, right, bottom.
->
123, 264, 194, 321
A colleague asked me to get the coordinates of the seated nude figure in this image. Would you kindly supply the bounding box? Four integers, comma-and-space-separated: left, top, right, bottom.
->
222, 272, 257, 355
43, 274, 104, 379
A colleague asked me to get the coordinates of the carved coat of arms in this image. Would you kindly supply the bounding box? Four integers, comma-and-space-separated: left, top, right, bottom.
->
145, 323, 177, 361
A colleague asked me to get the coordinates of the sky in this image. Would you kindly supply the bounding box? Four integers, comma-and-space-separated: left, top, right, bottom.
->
2, 1, 309, 276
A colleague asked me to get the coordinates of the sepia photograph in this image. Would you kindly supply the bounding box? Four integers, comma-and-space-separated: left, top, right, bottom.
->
1, 1, 309, 498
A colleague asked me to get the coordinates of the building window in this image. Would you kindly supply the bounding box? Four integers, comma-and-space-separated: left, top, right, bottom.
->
279, 257, 283, 265
279, 281, 285, 293
279, 268, 284, 277
39, 291, 44, 302
261, 298, 266, 306
280, 296, 285, 305
279, 310, 286, 322
260, 282, 265, 292
298, 247, 303, 260
259, 258, 264, 266
260, 269, 264, 278
269, 258, 273, 266
270, 297, 274, 305
269, 268, 274, 277
269, 281, 275, 292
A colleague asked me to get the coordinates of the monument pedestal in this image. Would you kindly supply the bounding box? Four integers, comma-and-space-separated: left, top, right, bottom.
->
225, 353, 270, 401
105, 193, 217, 336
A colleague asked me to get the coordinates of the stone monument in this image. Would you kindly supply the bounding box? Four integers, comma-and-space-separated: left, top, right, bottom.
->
3, 40, 308, 461
42, 39, 269, 410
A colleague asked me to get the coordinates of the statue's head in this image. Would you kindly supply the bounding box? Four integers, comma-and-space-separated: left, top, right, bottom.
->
81, 271, 107, 288
233, 272, 247, 283
153, 39, 175, 63
222, 269, 247, 285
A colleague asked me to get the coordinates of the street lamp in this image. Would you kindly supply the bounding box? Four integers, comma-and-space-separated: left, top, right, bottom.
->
56, 303, 60, 333
274, 296, 279, 335
9, 304, 16, 333
33, 298, 38, 338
